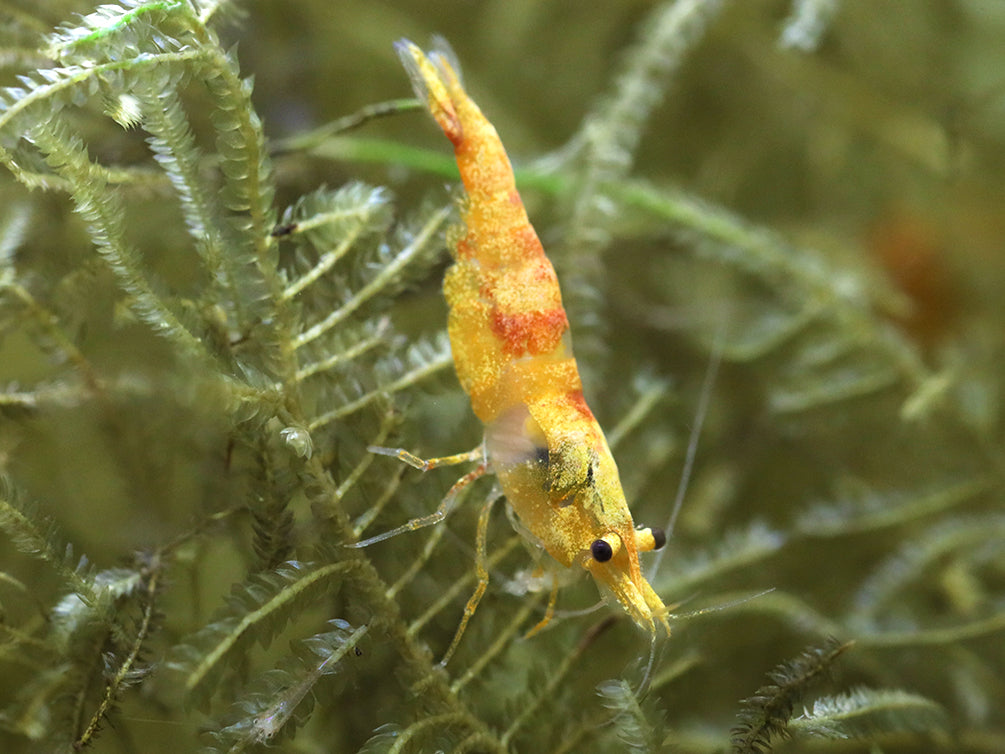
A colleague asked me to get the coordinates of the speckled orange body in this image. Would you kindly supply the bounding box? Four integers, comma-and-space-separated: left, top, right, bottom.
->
398, 41, 669, 634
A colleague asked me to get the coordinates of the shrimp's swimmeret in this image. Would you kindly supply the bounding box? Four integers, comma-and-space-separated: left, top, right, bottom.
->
392, 39, 671, 638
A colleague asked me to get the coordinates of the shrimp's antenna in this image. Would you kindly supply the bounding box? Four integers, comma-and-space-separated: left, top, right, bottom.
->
636, 632, 660, 697
648, 320, 724, 581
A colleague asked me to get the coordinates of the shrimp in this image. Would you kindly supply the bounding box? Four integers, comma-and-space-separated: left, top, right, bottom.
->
357, 39, 670, 660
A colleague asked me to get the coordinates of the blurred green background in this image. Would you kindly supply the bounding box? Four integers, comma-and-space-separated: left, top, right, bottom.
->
2, 1, 1005, 752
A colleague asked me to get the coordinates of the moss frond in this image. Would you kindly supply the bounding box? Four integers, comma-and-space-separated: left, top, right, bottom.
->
657, 521, 785, 594
29, 122, 213, 362
790, 687, 949, 743
795, 476, 992, 538
852, 514, 1005, 626
555, 0, 728, 379
72, 560, 162, 749
307, 330, 453, 430
248, 444, 297, 570
731, 637, 853, 753
167, 560, 355, 703
0, 476, 94, 599
278, 183, 393, 302
779, 0, 840, 52
46, 0, 194, 61
597, 677, 667, 753
0, 202, 30, 270
205, 619, 367, 751
292, 204, 448, 351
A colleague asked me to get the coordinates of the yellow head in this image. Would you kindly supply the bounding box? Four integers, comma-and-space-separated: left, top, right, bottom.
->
486, 399, 671, 635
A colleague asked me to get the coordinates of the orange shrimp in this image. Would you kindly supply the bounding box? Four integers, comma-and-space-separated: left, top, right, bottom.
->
357, 39, 670, 661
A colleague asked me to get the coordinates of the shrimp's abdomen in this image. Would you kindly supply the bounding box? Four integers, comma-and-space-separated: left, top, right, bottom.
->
397, 42, 577, 422
444, 246, 576, 421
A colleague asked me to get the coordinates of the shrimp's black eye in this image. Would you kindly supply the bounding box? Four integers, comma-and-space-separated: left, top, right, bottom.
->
591, 539, 614, 562
651, 527, 667, 550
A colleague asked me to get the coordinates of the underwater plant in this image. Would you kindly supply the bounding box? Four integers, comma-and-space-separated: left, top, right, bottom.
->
1, 1, 1003, 752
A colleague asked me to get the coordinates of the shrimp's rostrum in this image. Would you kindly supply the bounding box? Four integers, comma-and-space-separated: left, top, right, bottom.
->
394, 40, 670, 636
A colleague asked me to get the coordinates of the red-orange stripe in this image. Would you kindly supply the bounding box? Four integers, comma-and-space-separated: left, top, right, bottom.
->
490, 307, 568, 356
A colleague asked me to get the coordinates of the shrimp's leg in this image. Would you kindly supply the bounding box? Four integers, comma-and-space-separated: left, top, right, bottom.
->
439, 491, 499, 666
367, 444, 483, 471
524, 572, 559, 638
348, 451, 487, 548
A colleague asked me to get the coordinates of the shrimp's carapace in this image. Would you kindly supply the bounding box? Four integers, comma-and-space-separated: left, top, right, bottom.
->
392, 39, 670, 639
